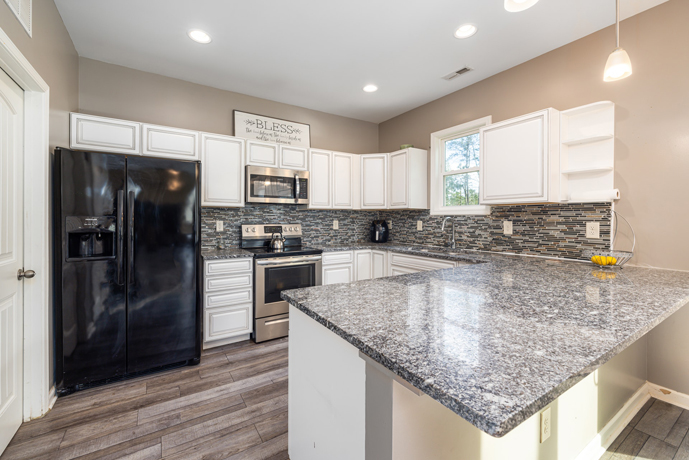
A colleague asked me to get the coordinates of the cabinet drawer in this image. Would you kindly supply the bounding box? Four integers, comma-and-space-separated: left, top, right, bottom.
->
205, 273, 252, 293
205, 288, 253, 309
204, 304, 252, 342
70, 113, 140, 155
390, 265, 420, 276
142, 124, 199, 160
389, 253, 455, 271
322, 251, 354, 266
205, 258, 253, 276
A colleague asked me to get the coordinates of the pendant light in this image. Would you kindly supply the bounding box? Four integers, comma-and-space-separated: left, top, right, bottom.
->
603, 0, 632, 81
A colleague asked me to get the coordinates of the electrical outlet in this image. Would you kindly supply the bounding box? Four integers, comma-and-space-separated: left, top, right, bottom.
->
503, 221, 513, 235
540, 407, 552, 443
586, 222, 600, 239
333, 220, 339, 230
388, 221, 392, 229
417, 220, 423, 231
216, 221, 223, 232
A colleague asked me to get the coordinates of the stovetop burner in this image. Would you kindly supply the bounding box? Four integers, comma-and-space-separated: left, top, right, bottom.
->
244, 246, 322, 259
240, 223, 322, 259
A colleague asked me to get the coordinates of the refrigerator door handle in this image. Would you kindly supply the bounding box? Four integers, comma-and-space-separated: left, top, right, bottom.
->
128, 190, 135, 285
117, 190, 124, 285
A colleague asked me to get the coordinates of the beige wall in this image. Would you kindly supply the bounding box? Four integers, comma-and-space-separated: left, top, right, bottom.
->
378, 0, 689, 272
0, 0, 79, 149
78, 58, 379, 154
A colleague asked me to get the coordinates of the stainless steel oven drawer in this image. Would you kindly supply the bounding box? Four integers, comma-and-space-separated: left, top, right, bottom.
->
255, 313, 289, 343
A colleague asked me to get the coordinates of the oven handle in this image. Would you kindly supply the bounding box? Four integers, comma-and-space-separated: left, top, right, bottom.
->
256, 256, 322, 266
264, 318, 289, 326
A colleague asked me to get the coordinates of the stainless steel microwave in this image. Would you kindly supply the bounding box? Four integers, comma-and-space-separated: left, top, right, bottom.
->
246, 166, 309, 205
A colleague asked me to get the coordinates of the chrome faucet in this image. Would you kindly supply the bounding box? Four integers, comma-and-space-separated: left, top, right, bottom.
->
441, 217, 456, 249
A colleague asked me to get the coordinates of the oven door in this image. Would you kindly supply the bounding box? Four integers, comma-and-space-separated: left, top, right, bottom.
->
246, 166, 309, 205
255, 255, 322, 318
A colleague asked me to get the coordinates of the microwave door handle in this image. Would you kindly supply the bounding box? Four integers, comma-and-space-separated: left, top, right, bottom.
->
294, 174, 300, 203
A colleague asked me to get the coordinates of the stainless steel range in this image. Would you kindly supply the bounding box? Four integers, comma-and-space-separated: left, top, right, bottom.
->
241, 224, 322, 342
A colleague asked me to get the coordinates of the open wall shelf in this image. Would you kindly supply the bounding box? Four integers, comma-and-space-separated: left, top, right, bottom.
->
560, 101, 617, 202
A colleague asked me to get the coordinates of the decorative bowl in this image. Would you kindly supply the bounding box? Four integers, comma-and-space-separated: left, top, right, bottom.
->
584, 249, 633, 268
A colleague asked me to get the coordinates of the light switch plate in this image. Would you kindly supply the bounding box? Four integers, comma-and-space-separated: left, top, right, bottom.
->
216, 221, 223, 232
540, 407, 551, 443
417, 220, 423, 231
586, 222, 600, 239
503, 221, 513, 235
333, 220, 339, 230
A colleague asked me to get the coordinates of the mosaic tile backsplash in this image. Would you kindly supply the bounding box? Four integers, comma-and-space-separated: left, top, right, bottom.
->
202, 202, 612, 260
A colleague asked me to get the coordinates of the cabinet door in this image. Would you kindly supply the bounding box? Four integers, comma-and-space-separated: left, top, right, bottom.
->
333, 152, 353, 209
388, 150, 408, 208
204, 304, 252, 343
246, 140, 279, 167
372, 250, 387, 279
361, 154, 388, 209
323, 264, 353, 285
480, 110, 550, 204
142, 124, 199, 160
70, 113, 140, 155
309, 149, 332, 208
279, 145, 308, 170
354, 250, 372, 281
201, 133, 244, 207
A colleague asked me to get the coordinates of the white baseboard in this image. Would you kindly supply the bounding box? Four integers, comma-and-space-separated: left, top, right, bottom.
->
648, 382, 689, 411
577, 381, 689, 460
203, 333, 250, 350
575, 382, 651, 460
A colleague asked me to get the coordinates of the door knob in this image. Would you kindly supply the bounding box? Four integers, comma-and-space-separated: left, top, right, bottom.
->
17, 269, 36, 280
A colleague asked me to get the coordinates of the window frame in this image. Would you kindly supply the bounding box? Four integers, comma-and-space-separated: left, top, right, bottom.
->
430, 116, 492, 216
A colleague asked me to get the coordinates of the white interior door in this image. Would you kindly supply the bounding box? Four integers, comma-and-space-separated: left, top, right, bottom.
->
0, 69, 24, 453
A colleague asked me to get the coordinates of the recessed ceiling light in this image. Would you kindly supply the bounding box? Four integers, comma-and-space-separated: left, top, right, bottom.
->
363, 84, 378, 93
454, 24, 478, 39
504, 0, 540, 12
188, 29, 212, 44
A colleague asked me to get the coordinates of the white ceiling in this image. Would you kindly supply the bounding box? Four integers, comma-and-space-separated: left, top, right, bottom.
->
55, 0, 667, 123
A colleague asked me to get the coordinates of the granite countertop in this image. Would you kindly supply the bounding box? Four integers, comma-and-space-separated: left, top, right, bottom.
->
201, 248, 254, 259
281, 254, 689, 437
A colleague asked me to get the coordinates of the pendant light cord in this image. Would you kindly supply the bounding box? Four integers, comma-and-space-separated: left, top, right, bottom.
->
616, 0, 620, 48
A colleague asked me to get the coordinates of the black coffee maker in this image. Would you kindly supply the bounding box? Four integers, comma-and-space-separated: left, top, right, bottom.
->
370, 220, 389, 243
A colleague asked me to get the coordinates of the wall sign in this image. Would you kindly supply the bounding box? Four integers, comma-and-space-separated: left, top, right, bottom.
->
234, 111, 311, 148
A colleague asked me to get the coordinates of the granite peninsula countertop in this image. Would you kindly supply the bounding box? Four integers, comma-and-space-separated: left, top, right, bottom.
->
281, 253, 689, 437
201, 248, 254, 259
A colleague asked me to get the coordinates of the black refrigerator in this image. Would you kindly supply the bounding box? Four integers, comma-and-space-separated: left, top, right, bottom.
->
54, 147, 202, 394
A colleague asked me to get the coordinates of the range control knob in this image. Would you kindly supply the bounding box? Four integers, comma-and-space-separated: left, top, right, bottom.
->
251, 227, 257, 233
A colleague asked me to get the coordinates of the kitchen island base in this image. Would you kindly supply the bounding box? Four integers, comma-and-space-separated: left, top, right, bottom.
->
288, 306, 647, 460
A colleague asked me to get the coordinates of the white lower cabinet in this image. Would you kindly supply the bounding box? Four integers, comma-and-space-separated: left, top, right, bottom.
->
388, 252, 458, 274
354, 250, 372, 281
372, 250, 387, 278
323, 265, 354, 285
203, 259, 254, 348
205, 305, 252, 343
322, 251, 354, 285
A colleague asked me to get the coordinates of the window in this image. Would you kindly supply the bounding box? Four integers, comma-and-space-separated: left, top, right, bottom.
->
430, 116, 492, 215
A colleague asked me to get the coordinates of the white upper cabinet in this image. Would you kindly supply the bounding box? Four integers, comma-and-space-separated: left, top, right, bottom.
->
246, 140, 279, 167
361, 154, 388, 209
479, 108, 560, 204
142, 124, 199, 161
333, 152, 354, 209
309, 149, 332, 208
70, 113, 141, 155
388, 148, 428, 209
279, 145, 308, 170
201, 133, 245, 207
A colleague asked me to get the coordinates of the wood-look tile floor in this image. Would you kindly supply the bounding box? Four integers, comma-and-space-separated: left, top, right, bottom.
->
1, 338, 289, 460
602, 398, 689, 460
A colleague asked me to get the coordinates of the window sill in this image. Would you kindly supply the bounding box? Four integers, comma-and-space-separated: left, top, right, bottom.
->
430, 205, 491, 216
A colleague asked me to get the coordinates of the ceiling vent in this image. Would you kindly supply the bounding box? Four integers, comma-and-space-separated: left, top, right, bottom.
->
442, 67, 473, 81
